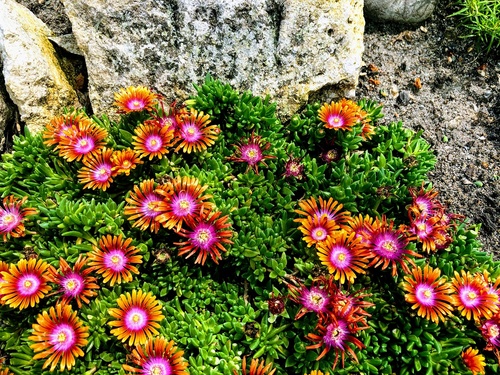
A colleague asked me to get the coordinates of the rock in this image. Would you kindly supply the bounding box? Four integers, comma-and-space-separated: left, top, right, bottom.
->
0, 64, 15, 150
61, 0, 364, 119
0, 0, 80, 133
364, 0, 437, 24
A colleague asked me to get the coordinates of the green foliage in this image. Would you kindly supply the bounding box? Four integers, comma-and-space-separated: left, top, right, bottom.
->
0, 76, 498, 375
451, 0, 500, 52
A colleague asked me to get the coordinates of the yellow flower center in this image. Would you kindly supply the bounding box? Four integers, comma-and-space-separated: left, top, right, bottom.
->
314, 229, 325, 238
132, 100, 141, 108
179, 200, 190, 209
338, 253, 346, 261
2, 213, 15, 224
150, 139, 157, 146
24, 280, 32, 288
311, 294, 323, 306
98, 168, 107, 176
468, 291, 477, 300
132, 313, 141, 323
57, 332, 67, 343
417, 223, 427, 231
246, 149, 257, 158
382, 241, 396, 253
331, 328, 340, 338
187, 127, 196, 135
79, 139, 88, 147
289, 164, 299, 173
151, 366, 162, 375
111, 255, 120, 265
122, 160, 131, 168
489, 325, 499, 338
333, 118, 340, 123
147, 201, 159, 210
423, 290, 432, 298
197, 229, 210, 244
66, 280, 76, 291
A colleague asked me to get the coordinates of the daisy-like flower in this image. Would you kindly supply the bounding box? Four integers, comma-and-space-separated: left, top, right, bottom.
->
0, 258, 51, 310
306, 315, 365, 370
29, 304, 89, 372
108, 289, 164, 346
295, 197, 351, 230
57, 121, 108, 162
77, 147, 117, 191
482, 313, 500, 350
282, 155, 305, 180
348, 214, 378, 244
408, 185, 443, 218
175, 209, 233, 265
47, 256, 99, 308
124, 179, 165, 233
155, 175, 215, 232
461, 347, 486, 375
227, 132, 276, 174
173, 109, 219, 153
43, 112, 91, 148
318, 100, 359, 131
233, 357, 276, 375
362, 215, 420, 276
451, 270, 499, 321
401, 265, 455, 324
122, 336, 188, 375
0, 195, 37, 241
406, 215, 448, 253
296, 286, 330, 319
316, 230, 370, 284
296, 214, 339, 248
111, 148, 143, 176
88, 234, 142, 286
132, 123, 175, 160
145, 100, 187, 132
114, 86, 158, 113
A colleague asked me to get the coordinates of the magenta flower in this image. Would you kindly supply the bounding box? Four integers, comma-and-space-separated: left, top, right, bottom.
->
227, 132, 276, 174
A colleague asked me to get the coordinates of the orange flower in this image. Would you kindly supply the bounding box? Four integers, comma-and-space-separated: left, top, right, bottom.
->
88, 234, 142, 286
29, 304, 89, 372
0, 258, 51, 310
132, 123, 175, 160
124, 179, 164, 233
0, 195, 37, 241
122, 337, 188, 375
108, 289, 164, 346
295, 197, 352, 231
401, 265, 455, 324
57, 121, 108, 162
318, 100, 359, 131
111, 148, 143, 176
43, 112, 91, 148
296, 214, 339, 248
233, 357, 276, 375
77, 147, 118, 191
461, 347, 486, 375
173, 109, 219, 153
114, 86, 158, 113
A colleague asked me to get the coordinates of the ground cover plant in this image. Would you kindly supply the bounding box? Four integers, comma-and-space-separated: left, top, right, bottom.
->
0, 77, 499, 375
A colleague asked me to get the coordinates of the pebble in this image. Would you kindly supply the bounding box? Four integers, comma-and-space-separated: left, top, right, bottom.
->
397, 90, 411, 105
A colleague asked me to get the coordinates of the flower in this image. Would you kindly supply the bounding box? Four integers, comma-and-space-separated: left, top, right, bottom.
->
114, 86, 158, 113
57, 121, 108, 162
233, 357, 276, 375
408, 185, 443, 218
362, 215, 420, 276
77, 147, 117, 191
47, 256, 99, 308
173, 109, 219, 153
316, 230, 369, 284
43, 112, 91, 148
482, 313, 500, 349
318, 100, 359, 131
174, 209, 233, 265
227, 132, 276, 174
282, 155, 305, 180
306, 315, 365, 370
0, 195, 37, 241
124, 179, 165, 233
461, 347, 486, 375
122, 337, 188, 375
0, 261, 9, 303
451, 270, 499, 321
88, 234, 142, 286
296, 286, 330, 318
0, 258, 51, 310
108, 289, 164, 346
295, 197, 352, 230
29, 304, 89, 372
111, 148, 143, 176
401, 265, 455, 323
132, 123, 175, 160
145, 100, 187, 131
155, 175, 215, 232
406, 215, 448, 253
296, 214, 339, 248
348, 214, 377, 244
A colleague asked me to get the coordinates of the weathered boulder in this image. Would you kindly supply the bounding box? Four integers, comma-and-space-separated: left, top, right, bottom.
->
0, 64, 15, 150
0, 0, 80, 133
61, 0, 364, 119
364, 0, 437, 24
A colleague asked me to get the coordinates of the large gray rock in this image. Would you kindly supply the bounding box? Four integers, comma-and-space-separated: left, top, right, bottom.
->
61, 0, 364, 119
0, 64, 15, 150
364, 0, 437, 24
0, 0, 80, 133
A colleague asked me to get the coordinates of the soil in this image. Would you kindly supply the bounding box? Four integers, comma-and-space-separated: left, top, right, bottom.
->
12, 0, 500, 257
